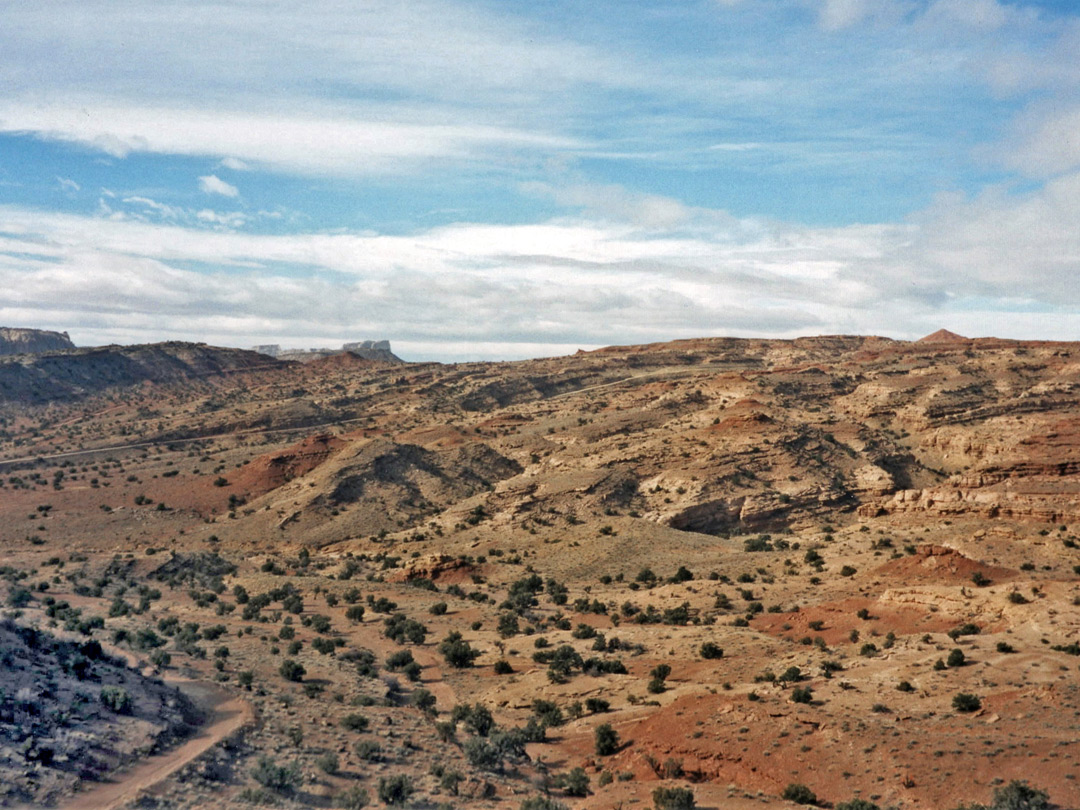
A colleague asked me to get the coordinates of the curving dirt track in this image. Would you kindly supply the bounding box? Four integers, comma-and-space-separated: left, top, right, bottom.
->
58, 679, 253, 810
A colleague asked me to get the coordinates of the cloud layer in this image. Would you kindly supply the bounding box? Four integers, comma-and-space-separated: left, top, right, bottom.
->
4, 165, 1079, 360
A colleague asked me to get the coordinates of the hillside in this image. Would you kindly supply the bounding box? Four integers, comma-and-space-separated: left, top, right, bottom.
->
1, 334, 1079, 809
0, 341, 286, 405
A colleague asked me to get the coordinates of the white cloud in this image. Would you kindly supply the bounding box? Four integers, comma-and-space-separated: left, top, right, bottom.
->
121, 196, 184, 220
196, 209, 249, 228
994, 103, 1080, 177
198, 174, 239, 197
218, 157, 250, 171
56, 176, 80, 193
522, 182, 714, 230
0, 100, 584, 177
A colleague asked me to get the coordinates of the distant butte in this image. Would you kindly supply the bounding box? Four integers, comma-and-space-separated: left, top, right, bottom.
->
917, 328, 970, 343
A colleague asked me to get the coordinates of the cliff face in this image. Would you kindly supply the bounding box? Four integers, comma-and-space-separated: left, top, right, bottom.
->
0, 327, 75, 356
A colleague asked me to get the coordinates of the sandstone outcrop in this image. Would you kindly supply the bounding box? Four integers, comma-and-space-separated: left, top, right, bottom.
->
0, 327, 75, 356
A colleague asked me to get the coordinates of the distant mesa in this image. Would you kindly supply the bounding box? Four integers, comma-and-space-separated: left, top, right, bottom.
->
917, 329, 970, 343
0, 327, 76, 356
252, 340, 402, 364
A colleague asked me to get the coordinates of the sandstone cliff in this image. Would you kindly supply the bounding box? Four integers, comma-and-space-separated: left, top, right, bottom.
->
0, 327, 75, 356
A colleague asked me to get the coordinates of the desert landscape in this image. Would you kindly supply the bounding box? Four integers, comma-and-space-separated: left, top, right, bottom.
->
1, 328, 1078, 810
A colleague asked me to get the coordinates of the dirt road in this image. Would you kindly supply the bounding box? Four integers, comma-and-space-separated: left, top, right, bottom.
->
58, 679, 253, 810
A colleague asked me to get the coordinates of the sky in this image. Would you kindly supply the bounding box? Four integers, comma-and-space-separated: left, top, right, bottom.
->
2, 0, 1080, 362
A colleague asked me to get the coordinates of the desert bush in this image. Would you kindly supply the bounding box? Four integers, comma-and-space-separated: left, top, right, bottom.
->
377, 774, 414, 805
948, 622, 980, 640
947, 648, 966, 667
439, 631, 480, 667
520, 797, 568, 810
791, 687, 813, 704
700, 641, 724, 659
410, 688, 437, 713
383, 613, 427, 644
315, 752, 339, 774
836, 800, 880, 810
953, 693, 982, 712
532, 699, 564, 727
595, 723, 620, 756
337, 785, 369, 810
341, 713, 370, 731
345, 605, 365, 622
781, 783, 818, 805
278, 659, 305, 682
586, 697, 610, 713
988, 780, 1050, 810
453, 702, 494, 736
250, 756, 302, 794
100, 685, 133, 714
559, 766, 590, 796
653, 786, 696, 810
355, 740, 382, 761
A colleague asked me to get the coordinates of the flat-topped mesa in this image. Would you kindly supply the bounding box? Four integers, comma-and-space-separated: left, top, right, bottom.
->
343, 340, 391, 353
254, 340, 402, 363
0, 327, 76, 356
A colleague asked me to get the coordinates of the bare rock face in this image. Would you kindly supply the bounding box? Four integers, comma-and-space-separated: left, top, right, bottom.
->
0, 327, 75, 356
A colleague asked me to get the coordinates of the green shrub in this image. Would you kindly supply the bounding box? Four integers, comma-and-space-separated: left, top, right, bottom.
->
278, 659, 305, 682
354, 740, 382, 761
520, 797, 568, 810
345, 605, 365, 622
653, 786, 696, 810
781, 783, 818, 805
100, 685, 133, 714
337, 785, 369, 810
988, 780, 1049, 810
315, 752, 339, 775
377, 774, 414, 805
439, 631, 480, 667
560, 766, 590, 796
595, 723, 620, 756
250, 756, 302, 793
791, 687, 813, 704
953, 693, 982, 712
700, 641, 724, 659
836, 800, 880, 810
586, 697, 610, 713
341, 713, 370, 731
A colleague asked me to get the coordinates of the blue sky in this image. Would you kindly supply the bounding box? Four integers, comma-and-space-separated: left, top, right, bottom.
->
2, 0, 1080, 361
